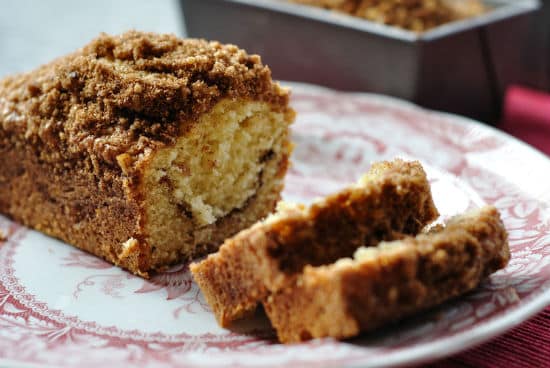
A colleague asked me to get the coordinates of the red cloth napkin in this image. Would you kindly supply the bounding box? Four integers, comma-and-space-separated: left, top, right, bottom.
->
500, 85, 550, 155
430, 86, 550, 368
429, 309, 550, 367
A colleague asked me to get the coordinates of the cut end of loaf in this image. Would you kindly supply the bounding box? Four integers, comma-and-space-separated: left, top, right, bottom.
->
140, 98, 293, 271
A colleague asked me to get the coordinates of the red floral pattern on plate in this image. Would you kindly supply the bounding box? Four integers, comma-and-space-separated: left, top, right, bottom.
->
1, 82, 549, 368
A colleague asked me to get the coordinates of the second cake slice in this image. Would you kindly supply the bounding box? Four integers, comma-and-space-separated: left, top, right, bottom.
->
264, 205, 509, 342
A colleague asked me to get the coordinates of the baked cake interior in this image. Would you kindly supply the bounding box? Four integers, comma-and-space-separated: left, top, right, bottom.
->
255, 160, 438, 274
143, 98, 290, 266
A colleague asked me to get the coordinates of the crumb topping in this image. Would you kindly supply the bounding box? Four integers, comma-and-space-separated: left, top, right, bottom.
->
0, 31, 289, 170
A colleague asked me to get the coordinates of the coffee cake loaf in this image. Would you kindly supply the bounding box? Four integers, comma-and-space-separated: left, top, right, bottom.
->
0, 31, 294, 277
191, 159, 439, 325
264, 206, 509, 343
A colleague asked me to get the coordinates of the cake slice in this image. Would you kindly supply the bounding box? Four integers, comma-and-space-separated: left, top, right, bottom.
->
264, 206, 509, 343
191, 159, 439, 325
0, 31, 294, 277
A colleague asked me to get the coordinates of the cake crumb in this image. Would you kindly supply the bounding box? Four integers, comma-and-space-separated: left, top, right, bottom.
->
0, 229, 6, 242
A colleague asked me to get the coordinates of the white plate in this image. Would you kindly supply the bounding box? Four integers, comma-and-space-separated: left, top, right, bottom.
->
1, 82, 550, 368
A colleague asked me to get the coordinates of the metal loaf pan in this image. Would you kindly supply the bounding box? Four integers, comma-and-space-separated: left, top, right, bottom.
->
181, 0, 540, 123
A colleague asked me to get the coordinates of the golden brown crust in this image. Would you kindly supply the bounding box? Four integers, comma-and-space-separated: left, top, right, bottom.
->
0, 31, 292, 277
264, 206, 509, 343
190, 159, 439, 325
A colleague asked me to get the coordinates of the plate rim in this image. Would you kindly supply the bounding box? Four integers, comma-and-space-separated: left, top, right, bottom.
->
347, 285, 550, 368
